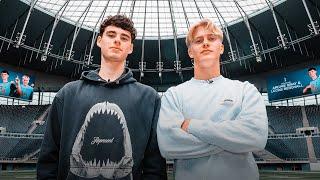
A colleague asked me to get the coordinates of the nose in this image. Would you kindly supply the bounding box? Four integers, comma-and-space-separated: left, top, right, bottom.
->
202, 38, 209, 48
113, 35, 121, 45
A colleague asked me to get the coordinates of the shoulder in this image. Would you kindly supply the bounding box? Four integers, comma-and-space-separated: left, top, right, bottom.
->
168, 80, 191, 93
162, 81, 191, 101
132, 82, 159, 98
223, 77, 256, 89
26, 85, 33, 90
61, 80, 82, 91
222, 78, 260, 99
55, 80, 83, 99
133, 82, 157, 93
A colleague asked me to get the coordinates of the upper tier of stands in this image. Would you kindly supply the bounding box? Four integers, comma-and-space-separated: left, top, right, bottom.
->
312, 137, 320, 159
305, 105, 320, 128
0, 105, 49, 133
266, 106, 304, 134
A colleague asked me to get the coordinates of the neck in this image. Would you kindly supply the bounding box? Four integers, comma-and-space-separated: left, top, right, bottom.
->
99, 58, 125, 82
194, 61, 220, 80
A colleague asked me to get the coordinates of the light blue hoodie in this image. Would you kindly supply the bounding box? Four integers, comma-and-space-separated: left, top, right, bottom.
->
157, 75, 268, 180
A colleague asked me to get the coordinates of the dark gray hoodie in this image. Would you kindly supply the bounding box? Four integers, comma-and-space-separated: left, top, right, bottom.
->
37, 68, 167, 180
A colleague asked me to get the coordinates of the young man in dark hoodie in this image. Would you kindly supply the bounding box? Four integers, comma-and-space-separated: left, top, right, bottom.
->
37, 15, 167, 180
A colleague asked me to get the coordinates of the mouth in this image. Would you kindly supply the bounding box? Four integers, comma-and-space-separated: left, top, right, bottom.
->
110, 47, 122, 51
201, 50, 212, 54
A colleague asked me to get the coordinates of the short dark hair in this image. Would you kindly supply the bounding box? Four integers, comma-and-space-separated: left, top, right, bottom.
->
308, 67, 316, 71
1, 70, 9, 75
23, 74, 30, 78
99, 15, 136, 42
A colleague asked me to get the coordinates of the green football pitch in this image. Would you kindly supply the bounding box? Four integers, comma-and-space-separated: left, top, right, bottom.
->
1, 170, 320, 180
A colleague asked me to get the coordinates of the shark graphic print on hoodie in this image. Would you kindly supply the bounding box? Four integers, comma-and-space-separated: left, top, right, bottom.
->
37, 68, 167, 180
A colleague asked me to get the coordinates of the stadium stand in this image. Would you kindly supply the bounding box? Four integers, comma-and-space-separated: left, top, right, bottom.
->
266, 106, 304, 133
5, 139, 42, 159
0, 105, 49, 133
312, 137, 320, 159
305, 105, 320, 128
0, 138, 20, 157
32, 121, 47, 134
1, 105, 319, 162
265, 138, 309, 160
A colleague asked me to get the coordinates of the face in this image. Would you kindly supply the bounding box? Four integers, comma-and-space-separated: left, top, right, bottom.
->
1, 72, 9, 82
188, 26, 224, 69
97, 25, 133, 63
308, 70, 317, 79
22, 76, 30, 86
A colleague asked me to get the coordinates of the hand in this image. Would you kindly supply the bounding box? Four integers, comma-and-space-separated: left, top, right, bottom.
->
303, 87, 307, 94
15, 77, 20, 85
303, 85, 310, 93
181, 119, 190, 132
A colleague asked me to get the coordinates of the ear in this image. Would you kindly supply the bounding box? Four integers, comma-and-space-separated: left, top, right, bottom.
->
188, 47, 194, 58
96, 35, 102, 48
128, 43, 133, 54
220, 44, 224, 55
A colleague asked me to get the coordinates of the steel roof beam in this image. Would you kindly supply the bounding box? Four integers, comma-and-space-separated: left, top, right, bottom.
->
41, 0, 70, 61
67, 0, 94, 61
211, 0, 236, 62
86, 0, 110, 66
129, 0, 136, 20
180, 0, 190, 29
117, 0, 124, 14
266, 0, 287, 49
157, 0, 163, 81
193, 0, 203, 19
168, 0, 183, 81
234, 0, 261, 62
168, 0, 179, 63
139, 0, 147, 80
7, 19, 19, 50
15, 0, 38, 48
302, 0, 318, 35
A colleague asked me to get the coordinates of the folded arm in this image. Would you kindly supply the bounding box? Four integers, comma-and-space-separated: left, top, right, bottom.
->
157, 88, 222, 160
186, 82, 268, 153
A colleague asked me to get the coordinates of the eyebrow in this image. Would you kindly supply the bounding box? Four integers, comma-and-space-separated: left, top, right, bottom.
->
106, 30, 116, 34
194, 33, 217, 39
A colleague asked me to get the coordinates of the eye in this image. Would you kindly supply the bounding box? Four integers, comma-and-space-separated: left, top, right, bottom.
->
106, 32, 116, 38
194, 38, 202, 44
208, 35, 217, 41
121, 36, 129, 41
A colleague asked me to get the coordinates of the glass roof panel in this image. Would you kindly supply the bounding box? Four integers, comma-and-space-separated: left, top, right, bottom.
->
22, 0, 284, 39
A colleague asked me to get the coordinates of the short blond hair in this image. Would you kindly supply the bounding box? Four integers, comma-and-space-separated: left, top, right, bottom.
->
186, 19, 223, 47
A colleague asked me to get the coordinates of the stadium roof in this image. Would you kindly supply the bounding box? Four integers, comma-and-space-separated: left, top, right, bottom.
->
0, 0, 319, 91
23, 0, 283, 39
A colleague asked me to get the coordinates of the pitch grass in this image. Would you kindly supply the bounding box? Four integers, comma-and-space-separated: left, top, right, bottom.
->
1, 170, 320, 180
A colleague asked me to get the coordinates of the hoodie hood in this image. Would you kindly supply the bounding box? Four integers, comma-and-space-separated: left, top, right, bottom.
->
80, 68, 136, 86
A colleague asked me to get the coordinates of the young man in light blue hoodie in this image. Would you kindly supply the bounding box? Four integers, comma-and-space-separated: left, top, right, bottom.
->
157, 19, 268, 180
